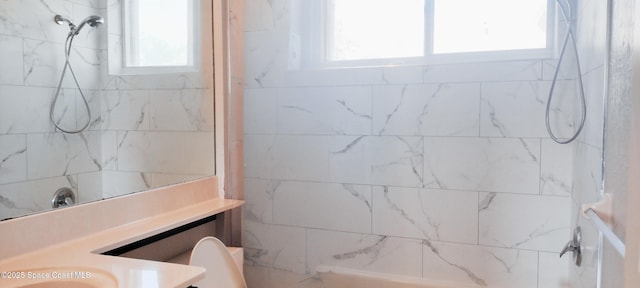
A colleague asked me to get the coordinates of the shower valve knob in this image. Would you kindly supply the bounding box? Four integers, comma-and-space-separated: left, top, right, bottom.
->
560, 226, 582, 266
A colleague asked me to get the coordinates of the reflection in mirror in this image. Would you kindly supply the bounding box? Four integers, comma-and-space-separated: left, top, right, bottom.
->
123, 0, 198, 68
0, 0, 214, 221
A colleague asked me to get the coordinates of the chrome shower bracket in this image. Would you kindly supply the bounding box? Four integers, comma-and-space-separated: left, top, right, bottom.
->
54, 15, 75, 29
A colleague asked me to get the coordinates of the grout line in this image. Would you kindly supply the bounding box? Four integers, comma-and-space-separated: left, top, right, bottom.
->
304, 228, 308, 275
477, 192, 481, 245
536, 251, 540, 288
242, 177, 572, 198
420, 238, 425, 278
478, 82, 483, 137
539, 138, 544, 195
369, 185, 374, 234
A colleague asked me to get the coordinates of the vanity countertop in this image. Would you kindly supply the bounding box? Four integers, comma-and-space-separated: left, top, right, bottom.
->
0, 197, 244, 288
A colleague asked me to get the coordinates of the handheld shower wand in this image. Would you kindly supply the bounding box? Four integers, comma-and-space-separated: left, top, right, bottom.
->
50, 15, 104, 134
72, 15, 104, 35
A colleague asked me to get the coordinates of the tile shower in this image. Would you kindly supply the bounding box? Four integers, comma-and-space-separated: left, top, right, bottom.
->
241, 0, 609, 287
0, 0, 619, 287
0, 0, 214, 220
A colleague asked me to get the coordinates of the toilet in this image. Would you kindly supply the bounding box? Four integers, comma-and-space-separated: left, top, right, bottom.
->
188, 237, 247, 288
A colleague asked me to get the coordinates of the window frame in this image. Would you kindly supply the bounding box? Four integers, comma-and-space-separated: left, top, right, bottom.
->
300, 0, 557, 69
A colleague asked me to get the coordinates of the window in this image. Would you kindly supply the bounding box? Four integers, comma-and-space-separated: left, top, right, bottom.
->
301, 0, 554, 67
113, 0, 200, 74
432, 0, 549, 54
328, 0, 425, 61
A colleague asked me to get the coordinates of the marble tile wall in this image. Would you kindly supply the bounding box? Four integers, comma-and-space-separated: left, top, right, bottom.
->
0, 0, 104, 220
242, 1, 578, 287
568, 0, 609, 287
0, 0, 214, 220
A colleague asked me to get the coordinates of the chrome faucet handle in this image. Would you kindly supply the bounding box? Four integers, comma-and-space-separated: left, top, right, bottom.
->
51, 187, 76, 208
560, 226, 582, 266
560, 240, 578, 257
64, 196, 74, 206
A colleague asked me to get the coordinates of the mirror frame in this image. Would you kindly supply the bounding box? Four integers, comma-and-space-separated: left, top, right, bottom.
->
0, 0, 244, 235
212, 0, 245, 246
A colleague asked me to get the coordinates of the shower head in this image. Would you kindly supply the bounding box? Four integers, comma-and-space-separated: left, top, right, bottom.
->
75, 15, 104, 31
71, 15, 104, 35
54, 15, 104, 36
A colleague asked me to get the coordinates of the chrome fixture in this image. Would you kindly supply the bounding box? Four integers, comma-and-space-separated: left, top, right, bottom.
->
50, 15, 104, 134
51, 187, 76, 208
560, 226, 582, 266
54, 15, 104, 36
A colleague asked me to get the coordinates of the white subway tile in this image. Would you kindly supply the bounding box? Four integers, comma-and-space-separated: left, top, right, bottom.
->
24, 40, 102, 89
478, 193, 571, 252
422, 241, 538, 288
244, 31, 288, 88
243, 220, 306, 274
372, 186, 478, 244
424, 137, 540, 194
150, 89, 213, 131
83, 170, 150, 199
244, 88, 278, 134
541, 139, 573, 196
575, 0, 608, 74
331, 136, 423, 187
481, 81, 553, 138
381, 66, 424, 84
0, 86, 55, 134
244, 135, 331, 181
148, 173, 207, 188
579, 67, 605, 148
70, 0, 107, 9
571, 142, 602, 206
278, 86, 371, 135
0, 0, 71, 42
105, 72, 208, 90
373, 84, 480, 136
100, 131, 118, 170
244, 178, 277, 224
0, 176, 77, 219
282, 68, 386, 87
539, 252, 572, 288
244, 0, 275, 32
117, 131, 215, 175
23, 40, 63, 87
0, 135, 27, 184
27, 133, 103, 179
307, 229, 423, 277
0, 35, 23, 85
76, 171, 104, 203
424, 60, 542, 83
273, 181, 372, 233
93, 90, 149, 130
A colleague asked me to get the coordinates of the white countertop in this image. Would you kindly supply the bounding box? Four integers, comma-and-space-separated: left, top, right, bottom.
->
0, 198, 244, 288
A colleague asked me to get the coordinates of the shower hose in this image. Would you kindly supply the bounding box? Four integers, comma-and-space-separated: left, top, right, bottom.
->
50, 33, 92, 134
545, 0, 587, 144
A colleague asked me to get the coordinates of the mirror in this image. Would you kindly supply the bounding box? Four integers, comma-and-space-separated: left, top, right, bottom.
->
0, 0, 214, 220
